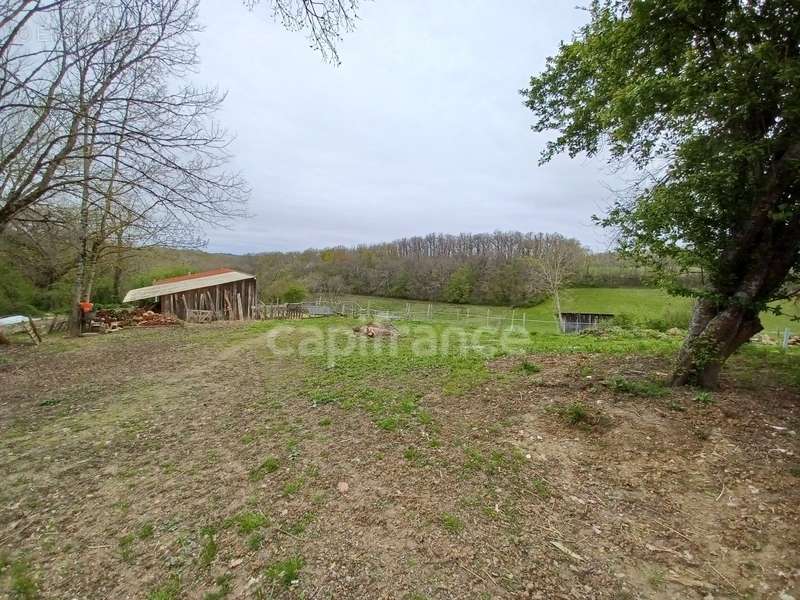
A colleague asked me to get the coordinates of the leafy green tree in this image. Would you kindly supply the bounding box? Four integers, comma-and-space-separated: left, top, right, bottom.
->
443, 265, 476, 304
523, 0, 800, 388
283, 284, 307, 303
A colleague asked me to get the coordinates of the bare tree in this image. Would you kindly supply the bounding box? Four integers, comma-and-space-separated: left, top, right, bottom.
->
0, 1, 247, 333
244, 0, 359, 64
530, 235, 584, 331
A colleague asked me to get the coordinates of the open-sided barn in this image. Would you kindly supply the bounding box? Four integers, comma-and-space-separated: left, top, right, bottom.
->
122, 268, 257, 321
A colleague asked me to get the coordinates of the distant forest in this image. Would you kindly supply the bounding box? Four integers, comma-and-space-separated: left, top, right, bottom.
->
1, 230, 664, 315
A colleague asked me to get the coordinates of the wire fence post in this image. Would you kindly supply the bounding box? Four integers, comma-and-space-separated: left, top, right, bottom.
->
522, 313, 526, 332
486, 308, 490, 327
783, 328, 790, 349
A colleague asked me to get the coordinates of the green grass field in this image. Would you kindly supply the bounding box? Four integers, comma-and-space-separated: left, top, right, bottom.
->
333, 287, 799, 335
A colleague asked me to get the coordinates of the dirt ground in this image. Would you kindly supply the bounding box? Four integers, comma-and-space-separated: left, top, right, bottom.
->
1, 322, 798, 599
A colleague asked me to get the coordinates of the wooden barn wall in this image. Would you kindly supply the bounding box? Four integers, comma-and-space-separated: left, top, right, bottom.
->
161, 279, 257, 321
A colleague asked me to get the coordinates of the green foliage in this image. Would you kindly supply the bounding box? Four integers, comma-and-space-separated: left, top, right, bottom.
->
259, 278, 307, 303
443, 265, 476, 304
137, 522, 154, 540
531, 478, 551, 498
519, 360, 541, 374
0, 263, 38, 316
694, 391, 714, 406
6, 558, 38, 600
118, 533, 135, 563
283, 284, 307, 303
147, 576, 180, 600
198, 530, 218, 567
607, 376, 668, 398
523, 0, 800, 376
226, 511, 268, 534
439, 512, 464, 534
264, 556, 304, 588
248, 457, 280, 481
560, 402, 588, 425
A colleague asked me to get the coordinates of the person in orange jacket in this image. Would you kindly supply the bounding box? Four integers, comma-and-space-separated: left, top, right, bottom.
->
78, 300, 94, 332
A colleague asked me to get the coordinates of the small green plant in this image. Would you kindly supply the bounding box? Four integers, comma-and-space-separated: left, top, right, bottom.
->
8, 559, 38, 600
137, 522, 154, 540
440, 512, 464, 534
248, 457, 280, 482
264, 556, 304, 588
227, 511, 269, 534
282, 478, 304, 496
667, 399, 686, 412
198, 531, 218, 567
285, 511, 315, 536
416, 410, 433, 425
788, 465, 800, 478
376, 417, 398, 431
318, 417, 332, 426
519, 360, 541, 374
403, 446, 422, 462
607, 375, 668, 397
694, 391, 715, 406
647, 569, 666, 590
531, 478, 550, 498
148, 576, 181, 600
247, 532, 264, 551
118, 533, 135, 563
562, 402, 588, 425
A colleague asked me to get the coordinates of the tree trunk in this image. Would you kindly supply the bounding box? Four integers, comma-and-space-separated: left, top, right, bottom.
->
671, 298, 763, 389
68, 109, 92, 337
553, 288, 562, 332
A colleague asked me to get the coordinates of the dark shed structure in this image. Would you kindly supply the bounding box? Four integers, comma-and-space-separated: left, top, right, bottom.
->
123, 268, 258, 321
559, 312, 614, 333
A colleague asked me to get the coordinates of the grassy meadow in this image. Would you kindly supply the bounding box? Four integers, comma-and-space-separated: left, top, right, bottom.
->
334, 287, 800, 335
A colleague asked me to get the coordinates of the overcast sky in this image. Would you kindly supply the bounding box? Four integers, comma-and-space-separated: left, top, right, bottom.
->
195, 0, 620, 254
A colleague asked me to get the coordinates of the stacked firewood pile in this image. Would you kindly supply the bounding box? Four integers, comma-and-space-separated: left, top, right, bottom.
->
95, 308, 181, 328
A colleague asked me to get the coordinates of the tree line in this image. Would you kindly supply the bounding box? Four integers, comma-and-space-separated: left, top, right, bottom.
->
1, 227, 661, 315
247, 232, 655, 307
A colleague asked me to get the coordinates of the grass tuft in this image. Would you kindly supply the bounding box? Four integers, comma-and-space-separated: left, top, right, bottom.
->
226, 511, 269, 534
519, 360, 541, 374
147, 576, 180, 600
439, 512, 464, 534
607, 375, 668, 397
264, 556, 304, 588
694, 391, 715, 406
248, 457, 280, 482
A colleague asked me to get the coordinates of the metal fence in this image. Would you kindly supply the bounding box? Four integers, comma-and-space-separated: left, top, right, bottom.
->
310, 297, 559, 333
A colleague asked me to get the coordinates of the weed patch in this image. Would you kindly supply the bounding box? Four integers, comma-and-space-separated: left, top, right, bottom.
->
226, 511, 268, 534
519, 360, 541, 374
264, 556, 304, 588
147, 576, 180, 600
248, 457, 280, 482
440, 512, 464, 534
607, 376, 668, 398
